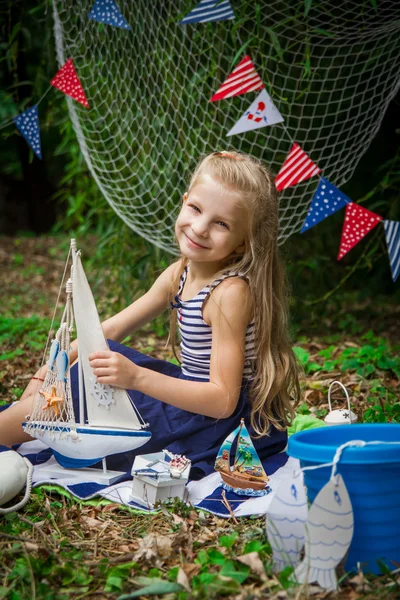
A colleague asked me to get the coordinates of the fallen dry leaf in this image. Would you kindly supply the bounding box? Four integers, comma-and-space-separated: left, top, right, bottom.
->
196, 526, 217, 545
132, 533, 174, 566
237, 552, 267, 580
101, 503, 121, 512
80, 516, 109, 530
171, 513, 185, 525
23, 542, 40, 551
177, 567, 191, 592
181, 563, 202, 579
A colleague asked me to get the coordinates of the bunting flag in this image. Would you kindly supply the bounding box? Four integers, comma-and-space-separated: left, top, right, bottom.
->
50, 58, 90, 108
88, 0, 131, 30
210, 55, 264, 102
275, 143, 321, 192
300, 178, 350, 233
180, 1, 235, 25
338, 203, 383, 260
227, 89, 284, 136
13, 105, 42, 160
383, 220, 400, 282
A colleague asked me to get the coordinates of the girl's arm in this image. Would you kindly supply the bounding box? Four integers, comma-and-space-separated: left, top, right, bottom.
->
18, 262, 181, 409
90, 277, 253, 419
69, 261, 180, 363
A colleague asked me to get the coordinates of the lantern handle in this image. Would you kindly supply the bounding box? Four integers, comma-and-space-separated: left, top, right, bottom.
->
328, 380, 351, 414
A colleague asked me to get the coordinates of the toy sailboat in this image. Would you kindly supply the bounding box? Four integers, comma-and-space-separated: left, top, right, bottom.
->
214, 419, 271, 497
23, 239, 151, 471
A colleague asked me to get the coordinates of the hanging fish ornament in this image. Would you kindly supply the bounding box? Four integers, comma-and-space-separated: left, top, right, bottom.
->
46, 339, 60, 370
294, 474, 354, 592
266, 477, 308, 571
56, 350, 69, 384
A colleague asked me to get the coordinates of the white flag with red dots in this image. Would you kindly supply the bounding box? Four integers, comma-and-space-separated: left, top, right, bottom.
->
50, 58, 90, 108
226, 89, 284, 137
210, 55, 264, 102
338, 203, 383, 260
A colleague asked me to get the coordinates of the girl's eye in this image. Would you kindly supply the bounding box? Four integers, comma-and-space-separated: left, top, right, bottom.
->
217, 221, 229, 229
190, 204, 200, 212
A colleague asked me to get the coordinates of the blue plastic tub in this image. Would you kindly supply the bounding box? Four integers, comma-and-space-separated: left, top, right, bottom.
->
287, 424, 400, 574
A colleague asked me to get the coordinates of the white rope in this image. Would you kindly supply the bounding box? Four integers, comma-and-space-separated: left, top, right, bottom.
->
52, 0, 400, 251
26, 249, 76, 433
0, 458, 34, 514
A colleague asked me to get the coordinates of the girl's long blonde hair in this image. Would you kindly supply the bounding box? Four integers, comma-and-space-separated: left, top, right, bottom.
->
169, 150, 301, 436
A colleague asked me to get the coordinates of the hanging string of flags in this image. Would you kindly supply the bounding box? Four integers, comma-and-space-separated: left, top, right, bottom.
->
179, 2, 399, 282
5, 56, 89, 165
1, 0, 398, 282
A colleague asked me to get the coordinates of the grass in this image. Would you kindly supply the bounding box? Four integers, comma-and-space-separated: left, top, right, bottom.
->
0, 235, 399, 599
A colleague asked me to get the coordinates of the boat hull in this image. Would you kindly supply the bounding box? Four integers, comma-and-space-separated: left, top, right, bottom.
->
22, 422, 151, 469
220, 470, 268, 491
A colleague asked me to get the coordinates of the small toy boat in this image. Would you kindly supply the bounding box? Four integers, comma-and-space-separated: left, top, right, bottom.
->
214, 418, 271, 496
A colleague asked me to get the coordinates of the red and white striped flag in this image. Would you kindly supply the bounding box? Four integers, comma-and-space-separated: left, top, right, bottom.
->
275, 143, 321, 192
210, 55, 264, 102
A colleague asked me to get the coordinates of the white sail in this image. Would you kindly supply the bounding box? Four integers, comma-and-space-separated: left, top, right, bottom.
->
72, 249, 143, 430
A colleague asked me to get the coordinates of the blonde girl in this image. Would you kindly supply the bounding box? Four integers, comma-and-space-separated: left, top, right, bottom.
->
0, 151, 300, 479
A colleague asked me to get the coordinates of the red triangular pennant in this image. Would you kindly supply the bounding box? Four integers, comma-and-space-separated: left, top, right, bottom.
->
275, 143, 321, 191
338, 203, 383, 260
50, 58, 90, 108
210, 55, 264, 102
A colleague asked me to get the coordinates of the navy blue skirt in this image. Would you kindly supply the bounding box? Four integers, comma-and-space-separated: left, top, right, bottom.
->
70, 340, 288, 480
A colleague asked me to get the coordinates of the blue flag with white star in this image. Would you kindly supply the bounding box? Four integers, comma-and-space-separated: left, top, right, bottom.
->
13, 105, 42, 160
384, 220, 400, 282
180, 1, 235, 24
89, 0, 131, 30
300, 177, 350, 233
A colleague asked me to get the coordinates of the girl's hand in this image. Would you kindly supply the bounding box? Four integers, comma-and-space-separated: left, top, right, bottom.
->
88, 351, 139, 389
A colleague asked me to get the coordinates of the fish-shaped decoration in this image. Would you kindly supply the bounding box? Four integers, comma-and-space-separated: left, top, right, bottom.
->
55, 350, 69, 383
266, 477, 308, 571
294, 474, 354, 592
46, 339, 60, 370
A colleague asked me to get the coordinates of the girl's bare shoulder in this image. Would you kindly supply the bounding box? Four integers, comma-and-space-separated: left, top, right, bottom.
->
206, 276, 253, 326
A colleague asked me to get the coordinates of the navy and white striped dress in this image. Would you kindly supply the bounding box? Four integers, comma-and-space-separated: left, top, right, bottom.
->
174, 265, 257, 380
69, 265, 288, 480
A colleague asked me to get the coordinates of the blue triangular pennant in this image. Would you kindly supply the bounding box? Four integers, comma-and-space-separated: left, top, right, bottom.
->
300, 177, 350, 233
384, 220, 400, 282
13, 105, 42, 160
88, 0, 131, 30
180, 0, 235, 24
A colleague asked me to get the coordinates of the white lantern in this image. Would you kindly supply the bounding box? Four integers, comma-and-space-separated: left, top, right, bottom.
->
324, 381, 358, 426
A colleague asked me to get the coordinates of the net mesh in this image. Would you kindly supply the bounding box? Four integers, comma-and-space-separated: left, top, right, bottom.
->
25, 287, 76, 436
52, 0, 400, 253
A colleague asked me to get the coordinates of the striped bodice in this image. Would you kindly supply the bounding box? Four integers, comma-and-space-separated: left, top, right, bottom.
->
171, 266, 256, 380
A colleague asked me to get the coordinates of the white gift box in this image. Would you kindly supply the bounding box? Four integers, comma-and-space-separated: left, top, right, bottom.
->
130, 451, 190, 509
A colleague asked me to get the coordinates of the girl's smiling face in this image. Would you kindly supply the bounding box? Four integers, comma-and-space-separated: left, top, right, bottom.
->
175, 173, 248, 264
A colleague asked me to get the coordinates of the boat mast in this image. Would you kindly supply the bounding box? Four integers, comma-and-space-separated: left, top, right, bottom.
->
71, 238, 85, 426
233, 419, 244, 470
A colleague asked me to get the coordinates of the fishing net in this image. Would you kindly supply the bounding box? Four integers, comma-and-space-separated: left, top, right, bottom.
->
53, 0, 400, 253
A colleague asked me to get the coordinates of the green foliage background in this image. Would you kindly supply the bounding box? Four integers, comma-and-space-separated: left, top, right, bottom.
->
1, 0, 399, 333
